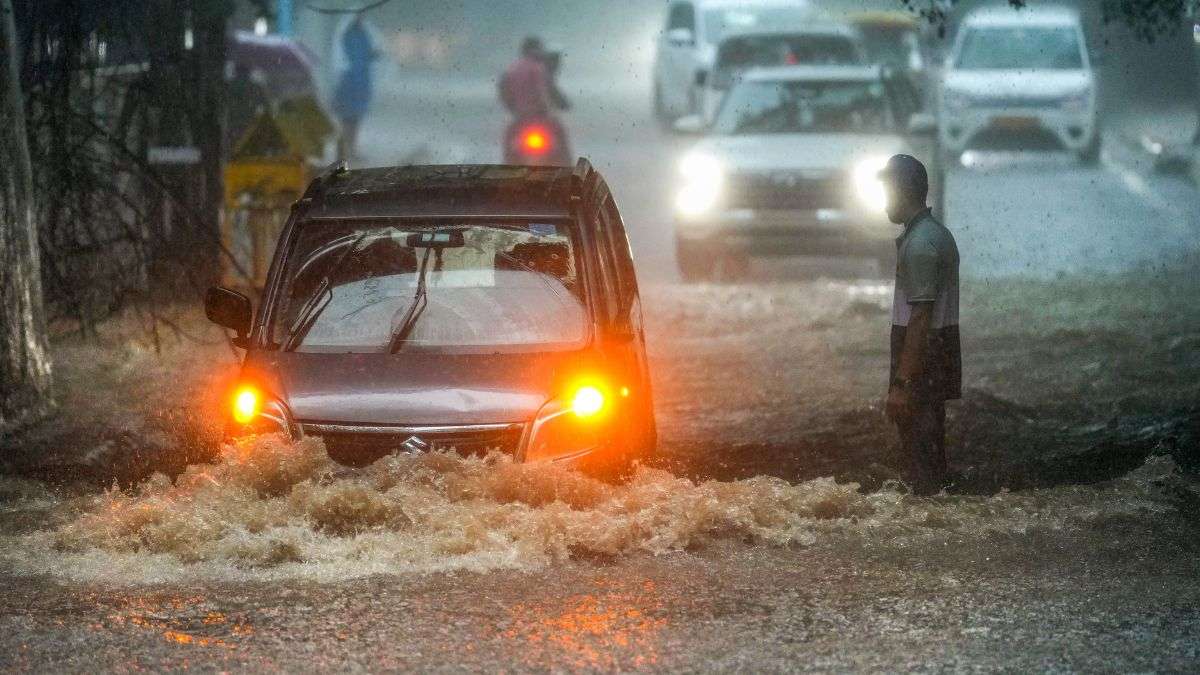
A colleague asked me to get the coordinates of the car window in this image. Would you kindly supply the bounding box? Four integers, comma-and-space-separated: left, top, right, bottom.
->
583, 202, 620, 325
667, 1, 695, 31
600, 196, 638, 317
714, 34, 865, 87
271, 220, 588, 353
714, 79, 896, 135
856, 25, 921, 68
955, 25, 1084, 70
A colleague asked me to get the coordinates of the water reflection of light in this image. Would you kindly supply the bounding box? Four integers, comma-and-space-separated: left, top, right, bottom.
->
98, 594, 252, 650
500, 578, 666, 670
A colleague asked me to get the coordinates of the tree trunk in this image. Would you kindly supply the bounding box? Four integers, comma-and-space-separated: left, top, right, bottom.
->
0, 0, 53, 433
189, 0, 230, 289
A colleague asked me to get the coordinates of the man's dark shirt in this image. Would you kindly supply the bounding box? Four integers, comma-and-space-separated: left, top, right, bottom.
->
890, 208, 962, 400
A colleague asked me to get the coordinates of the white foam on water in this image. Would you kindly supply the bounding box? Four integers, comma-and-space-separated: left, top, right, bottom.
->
0, 434, 1188, 584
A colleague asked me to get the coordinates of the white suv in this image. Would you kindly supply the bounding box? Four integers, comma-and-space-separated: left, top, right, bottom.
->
938, 6, 1098, 162
653, 0, 815, 126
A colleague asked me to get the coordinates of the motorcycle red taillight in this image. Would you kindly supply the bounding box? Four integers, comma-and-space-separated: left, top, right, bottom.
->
519, 125, 553, 156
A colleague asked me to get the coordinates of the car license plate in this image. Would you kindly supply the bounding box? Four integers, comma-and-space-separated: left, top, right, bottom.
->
993, 116, 1038, 130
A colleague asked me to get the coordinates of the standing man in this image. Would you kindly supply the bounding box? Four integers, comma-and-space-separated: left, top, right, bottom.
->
879, 154, 961, 496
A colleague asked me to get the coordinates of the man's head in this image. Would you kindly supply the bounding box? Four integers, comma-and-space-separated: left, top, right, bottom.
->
520, 36, 544, 58
878, 154, 928, 224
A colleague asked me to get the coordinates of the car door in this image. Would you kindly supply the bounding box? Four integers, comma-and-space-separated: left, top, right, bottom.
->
660, 0, 698, 116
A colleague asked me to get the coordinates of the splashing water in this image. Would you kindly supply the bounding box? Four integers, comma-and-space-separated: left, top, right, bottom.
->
0, 435, 1189, 584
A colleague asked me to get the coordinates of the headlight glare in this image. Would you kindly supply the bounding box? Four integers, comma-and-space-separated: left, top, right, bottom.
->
232, 386, 260, 425
853, 156, 890, 214
676, 153, 723, 217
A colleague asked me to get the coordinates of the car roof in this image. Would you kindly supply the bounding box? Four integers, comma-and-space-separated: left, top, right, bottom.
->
740, 64, 883, 82
719, 21, 861, 41
696, 0, 808, 10
298, 164, 584, 220
847, 11, 920, 28
962, 5, 1080, 27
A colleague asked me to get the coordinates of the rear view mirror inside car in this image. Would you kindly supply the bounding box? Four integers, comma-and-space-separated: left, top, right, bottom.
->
405, 231, 466, 249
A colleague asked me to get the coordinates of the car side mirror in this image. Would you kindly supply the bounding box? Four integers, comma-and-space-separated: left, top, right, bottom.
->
907, 112, 936, 136
666, 27, 694, 48
205, 286, 252, 345
672, 114, 707, 135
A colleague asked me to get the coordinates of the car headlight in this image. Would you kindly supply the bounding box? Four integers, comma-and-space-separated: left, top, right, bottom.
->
853, 156, 890, 214
229, 384, 298, 438
675, 153, 724, 217
521, 381, 613, 463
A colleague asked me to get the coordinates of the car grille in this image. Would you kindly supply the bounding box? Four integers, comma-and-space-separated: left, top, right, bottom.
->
302, 422, 526, 460
970, 95, 1063, 109
724, 171, 845, 210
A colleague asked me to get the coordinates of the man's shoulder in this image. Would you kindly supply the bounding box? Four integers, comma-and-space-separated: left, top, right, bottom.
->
910, 212, 956, 249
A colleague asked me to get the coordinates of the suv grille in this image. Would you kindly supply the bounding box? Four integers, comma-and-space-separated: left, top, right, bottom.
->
302, 423, 526, 464
724, 171, 845, 210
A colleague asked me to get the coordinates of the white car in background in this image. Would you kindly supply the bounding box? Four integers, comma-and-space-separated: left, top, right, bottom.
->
671, 65, 937, 280
653, 0, 814, 126
699, 23, 868, 122
939, 6, 1099, 162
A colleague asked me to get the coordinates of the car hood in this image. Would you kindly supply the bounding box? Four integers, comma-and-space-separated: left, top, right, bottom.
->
245, 350, 585, 426
942, 69, 1092, 98
693, 133, 908, 173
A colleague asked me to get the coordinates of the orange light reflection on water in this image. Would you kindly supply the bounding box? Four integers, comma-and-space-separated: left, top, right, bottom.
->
500, 578, 666, 670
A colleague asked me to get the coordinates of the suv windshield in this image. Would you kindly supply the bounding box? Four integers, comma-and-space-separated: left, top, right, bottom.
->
714, 79, 895, 135
271, 220, 588, 354
713, 34, 863, 87
955, 25, 1083, 70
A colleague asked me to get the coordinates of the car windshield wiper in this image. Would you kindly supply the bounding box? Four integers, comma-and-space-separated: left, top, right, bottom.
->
387, 246, 434, 353
281, 233, 367, 352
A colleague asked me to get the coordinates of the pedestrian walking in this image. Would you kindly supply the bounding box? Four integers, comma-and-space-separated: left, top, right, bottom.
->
879, 154, 961, 496
331, 14, 382, 161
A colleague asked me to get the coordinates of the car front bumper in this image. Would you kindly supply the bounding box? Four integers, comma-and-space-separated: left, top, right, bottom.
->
939, 106, 1096, 153
674, 208, 896, 258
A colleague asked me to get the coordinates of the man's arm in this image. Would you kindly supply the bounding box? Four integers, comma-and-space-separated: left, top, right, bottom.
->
897, 302, 933, 382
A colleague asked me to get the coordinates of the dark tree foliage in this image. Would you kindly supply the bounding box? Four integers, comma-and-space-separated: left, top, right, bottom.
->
12, 0, 260, 342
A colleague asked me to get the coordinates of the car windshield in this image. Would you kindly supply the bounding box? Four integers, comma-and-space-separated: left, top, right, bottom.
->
702, 7, 813, 43
713, 34, 863, 87
955, 25, 1083, 70
713, 78, 895, 135
270, 220, 588, 354
855, 25, 921, 68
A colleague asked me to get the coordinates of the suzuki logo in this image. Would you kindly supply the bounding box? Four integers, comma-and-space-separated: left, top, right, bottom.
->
400, 436, 431, 454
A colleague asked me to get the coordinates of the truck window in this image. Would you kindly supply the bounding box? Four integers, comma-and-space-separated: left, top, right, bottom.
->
667, 2, 695, 31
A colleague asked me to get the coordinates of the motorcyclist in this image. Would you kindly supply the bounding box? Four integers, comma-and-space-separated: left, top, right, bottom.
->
499, 36, 572, 165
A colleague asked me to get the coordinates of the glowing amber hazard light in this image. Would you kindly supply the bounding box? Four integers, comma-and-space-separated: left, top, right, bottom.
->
232, 387, 260, 425
571, 385, 606, 418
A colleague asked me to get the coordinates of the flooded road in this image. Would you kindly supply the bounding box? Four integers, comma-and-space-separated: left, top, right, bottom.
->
4, 9, 1200, 669
2, 272, 1199, 671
